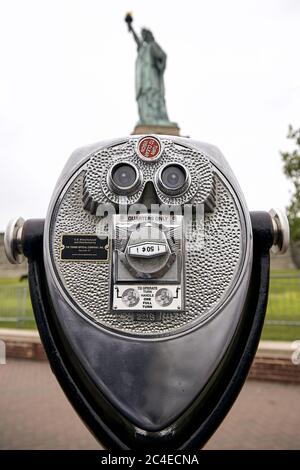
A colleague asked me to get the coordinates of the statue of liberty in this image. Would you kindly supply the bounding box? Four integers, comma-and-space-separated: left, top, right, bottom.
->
125, 13, 176, 127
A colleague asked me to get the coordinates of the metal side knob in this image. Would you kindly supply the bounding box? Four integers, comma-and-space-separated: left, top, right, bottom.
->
4, 217, 25, 264
269, 208, 290, 255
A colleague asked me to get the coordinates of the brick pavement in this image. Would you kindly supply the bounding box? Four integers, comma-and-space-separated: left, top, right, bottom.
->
0, 359, 299, 450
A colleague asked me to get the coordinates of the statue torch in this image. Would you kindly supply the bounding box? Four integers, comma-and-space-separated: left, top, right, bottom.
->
125, 12, 133, 31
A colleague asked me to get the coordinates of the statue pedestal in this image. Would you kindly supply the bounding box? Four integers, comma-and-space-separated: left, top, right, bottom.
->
132, 124, 180, 136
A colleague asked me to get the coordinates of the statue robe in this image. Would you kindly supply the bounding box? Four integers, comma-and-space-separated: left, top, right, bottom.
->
135, 41, 170, 125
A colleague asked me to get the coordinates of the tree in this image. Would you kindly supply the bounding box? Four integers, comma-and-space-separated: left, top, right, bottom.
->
281, 125, 300, 241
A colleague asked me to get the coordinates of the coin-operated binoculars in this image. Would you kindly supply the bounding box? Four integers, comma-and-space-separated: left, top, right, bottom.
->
5, 135, 289, 450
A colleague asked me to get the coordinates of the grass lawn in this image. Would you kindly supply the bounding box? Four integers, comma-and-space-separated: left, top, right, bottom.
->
0, 271, 299, 340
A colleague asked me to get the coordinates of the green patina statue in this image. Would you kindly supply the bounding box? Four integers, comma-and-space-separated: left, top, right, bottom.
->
125, 13, 175, 127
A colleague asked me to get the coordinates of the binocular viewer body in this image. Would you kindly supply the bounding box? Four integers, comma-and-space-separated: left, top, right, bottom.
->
5, 135, 289, 450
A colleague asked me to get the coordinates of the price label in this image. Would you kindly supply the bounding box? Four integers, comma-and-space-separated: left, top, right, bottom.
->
128, 243, 167, 258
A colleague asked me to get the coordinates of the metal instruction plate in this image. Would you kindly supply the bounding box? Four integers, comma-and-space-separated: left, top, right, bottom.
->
113, 284, 182, 311
60, 234, 109, 261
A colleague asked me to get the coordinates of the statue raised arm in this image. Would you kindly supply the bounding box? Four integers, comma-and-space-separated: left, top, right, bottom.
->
125, 13, 141, 50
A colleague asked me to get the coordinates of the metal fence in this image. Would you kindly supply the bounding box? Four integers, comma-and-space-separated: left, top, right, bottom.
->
0, 274, 299, 329
0, 283, 33, 326
265, 274, 300, 327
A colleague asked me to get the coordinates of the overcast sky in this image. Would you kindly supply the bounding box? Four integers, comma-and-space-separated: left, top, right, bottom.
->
0, 0, 299, 230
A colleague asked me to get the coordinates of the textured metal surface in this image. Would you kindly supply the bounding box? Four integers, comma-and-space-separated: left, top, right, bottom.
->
49, 137, 244, 336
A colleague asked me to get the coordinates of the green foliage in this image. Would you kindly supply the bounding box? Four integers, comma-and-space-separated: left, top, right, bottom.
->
281, 125, 300, 241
